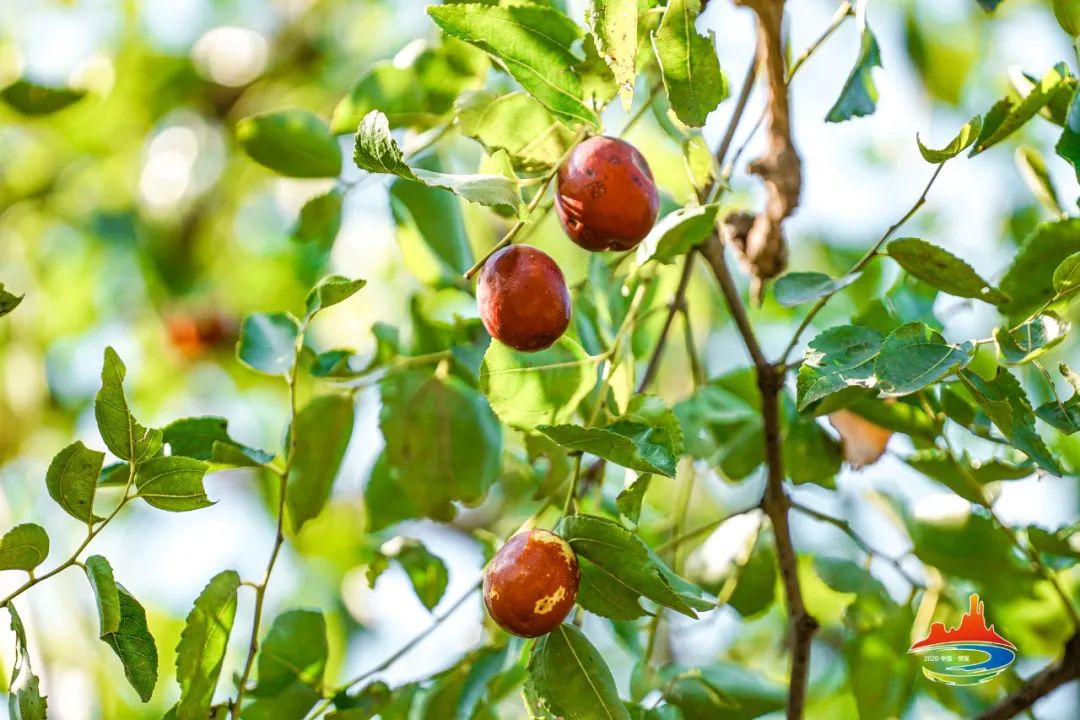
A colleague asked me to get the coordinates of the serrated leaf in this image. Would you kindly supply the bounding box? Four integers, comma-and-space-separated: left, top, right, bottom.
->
0, 283, 23, 317
636, 204, 720, 265
8, 672, 47, 720
457, 91, 576, 171
1000, 218, 1080, 318
1016, 146, 1063, 215
538, 421, 678, 477
826, 3, 881, 123
395, 541, 449, 612
905, 448, 1032, 504
994, 313, 1068, 365
236, 110, 342, 178
135, 456, 212, 512
917, 115, 982, 163
961, 368, 1062, 475
84, 555, 121, 637
651, 0, 727, 127
175, 570, 239, 719
875, 322, 972, 397
559, 514, 697, 619
529, 624, 630, 720
95, 347, 163, 463
616, 474, 651, 525
1053, 251, 1080, 296
380, 373, 502, 521
587, 0, 637, 108
661, 663, 784, 719
292, 191, 342, 249
45, 441, 104, 524
245, 610, 327, 718
774, 272, 857, 307
354, 111, 521, 214
1055, 83, 1080, 183
0, 524, 49, 572
427, 4, 599, 127
163, 416, 272, 467
1, 78, 84, 115
480, 336, 594, 430
237, 313, 300, 376
103, 585, 159, 703
287, 394, 355, 531
971, 63, 1073, 156
1035, 365, 1080, 433
886, 237, 1009, 305
797, 326, 883, 409
305, 275, 366, 318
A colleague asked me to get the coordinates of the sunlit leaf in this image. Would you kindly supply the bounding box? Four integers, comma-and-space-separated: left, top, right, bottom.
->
797, 326, 883, 409
236, 313, 300, 376
529, 624, 630, 720
916, 115, 981, 163
45, 441, 104, 524
84, 555, 121, 638
236, 110, 342, 178
95, 347, 163, 463
971, 63, 1073, 156
1, 79, 85, 116
774, 272, 856, 307
587, 0, 637, 108
0, 283, 23, 317
135, 456, 213, 512
0, 524, 49, 572
994, 312, 1068, 365
886, 237, 1008, 305
651, 0, 727, 127
826, 4, 882, 123
103, 585, 159, 703
175, 571, 240, 719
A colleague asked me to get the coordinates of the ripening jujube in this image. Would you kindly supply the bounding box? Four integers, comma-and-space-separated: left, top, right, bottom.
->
555, 135, 660, 252
476, 244, 571, 352
482, 528, 580, 637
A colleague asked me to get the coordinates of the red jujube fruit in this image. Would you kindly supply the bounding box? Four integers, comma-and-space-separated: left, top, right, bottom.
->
476, 244, 571, 352
483, 528, 580, 637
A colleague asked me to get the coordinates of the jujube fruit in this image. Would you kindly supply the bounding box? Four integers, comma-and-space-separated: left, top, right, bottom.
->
555, 135, 659, 252
483, 528, 580, 637
476, 244, 571, 352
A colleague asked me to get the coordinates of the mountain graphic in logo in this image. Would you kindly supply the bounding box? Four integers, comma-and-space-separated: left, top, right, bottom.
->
908, 594, 1016, 686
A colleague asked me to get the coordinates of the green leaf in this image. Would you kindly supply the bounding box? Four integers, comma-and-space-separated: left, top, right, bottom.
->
395, 541, 449, 612
163, 416, 272, 466
1055, 84, 1080, 183
960, 368, 1062, 475
616, 474, 651, 525
916, 115, 982, 163
1053, 251, 1080, 296
45, 441, 104, 524
905, 448, 1032, 504
6, 603, 48, 720
135, 456, 212, 512
427, 4, 599, 127
971, 64, 1073, 156
391, 163, 474, 283
783, 410, 841, 487
305, 275, 367, 318
875, 322, 972, 397
826, 6, 882, 123
1016, 146, 1063, 215
0, 283, 23, 317
636, 204, 720, 265
380, 373, 502, 521
457, 91, 576, 171
103, 584, 159, 703
245, 610, 327, 718
774, 272, 856, 307
539, 421, 678, 477
95, 347, 163, 463
727, 531, 777, 618
364, 453, 421, 532
994, 312, 1068, 365
479, 336, 594, 430
237, 313, 300, 376
0, 524, 49, 572
1034, 362, 1080, 433
287, 394, 355, 531
353, 111, 521, 215
84, 555, 121, 637
661, 663, 784, 720
1000, 218, 1080, 318
587, 0, 638, 108
674, 369, 763, 479
292, 191, 343, 249
175, 570, 240, 720
529, 624, 630, 720
559, 514, 698, 619
797, 326, 883, 409
886, 237, 1009, 305
651, 0, 727, 127
1028, 523, 1080, 559
236, 110, 342, 178
1, 78, 85, 115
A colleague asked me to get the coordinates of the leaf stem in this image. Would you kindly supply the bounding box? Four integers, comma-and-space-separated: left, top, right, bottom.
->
231, 319, 308, 717
462, 127, 588, 280
779, 162, 946, 364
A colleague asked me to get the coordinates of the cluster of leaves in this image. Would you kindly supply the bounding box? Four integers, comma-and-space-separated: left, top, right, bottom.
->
3, 0, 1080, 718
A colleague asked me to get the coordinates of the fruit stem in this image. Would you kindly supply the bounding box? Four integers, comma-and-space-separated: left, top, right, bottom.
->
462, 127, 588, 280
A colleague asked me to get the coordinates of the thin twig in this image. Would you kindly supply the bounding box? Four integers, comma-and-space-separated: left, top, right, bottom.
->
706, 52, 760, 203
779, 162, 946, 364
637, 252, 697, 392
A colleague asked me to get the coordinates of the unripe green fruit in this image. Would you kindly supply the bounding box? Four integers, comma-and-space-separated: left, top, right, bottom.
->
1054, 0, 1080, 37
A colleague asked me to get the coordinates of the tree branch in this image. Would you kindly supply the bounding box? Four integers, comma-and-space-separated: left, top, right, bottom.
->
975, 632, 1080, 720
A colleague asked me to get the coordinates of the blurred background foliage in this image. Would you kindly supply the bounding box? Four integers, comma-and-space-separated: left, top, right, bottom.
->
0, 0, 1078, 718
